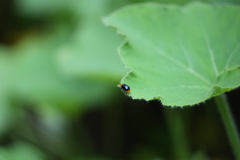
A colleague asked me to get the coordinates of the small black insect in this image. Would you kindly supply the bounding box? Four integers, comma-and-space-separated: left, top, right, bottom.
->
120, 84, 130, 93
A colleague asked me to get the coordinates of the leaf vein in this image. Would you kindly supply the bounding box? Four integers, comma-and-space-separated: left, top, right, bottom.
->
133, 32, 213, 86
202, 29, 219, 76
225, 41, 240, 69
156, 48, 212, 85
177, 37, 193, 69
134, 85, 209, 90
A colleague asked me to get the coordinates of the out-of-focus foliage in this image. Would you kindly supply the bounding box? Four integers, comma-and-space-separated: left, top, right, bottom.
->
0, 141, 46, 160
0, 50, 11, 136
0, 0, 239, 159
10, 34, 117, 109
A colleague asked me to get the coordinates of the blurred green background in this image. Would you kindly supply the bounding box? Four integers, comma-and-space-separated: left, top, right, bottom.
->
0, 0, 240, 160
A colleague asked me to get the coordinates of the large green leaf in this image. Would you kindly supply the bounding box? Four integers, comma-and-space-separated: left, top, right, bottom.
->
104, 2, 240, 106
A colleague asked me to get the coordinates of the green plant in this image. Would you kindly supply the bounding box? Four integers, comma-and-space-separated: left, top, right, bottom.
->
1, 0, 240, 159
104, 2, 240, 159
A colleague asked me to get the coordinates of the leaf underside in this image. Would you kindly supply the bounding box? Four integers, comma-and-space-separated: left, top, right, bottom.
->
104, 2, 240, 106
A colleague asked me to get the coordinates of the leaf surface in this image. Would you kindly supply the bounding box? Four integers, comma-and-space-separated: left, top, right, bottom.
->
104, 2, 240, 106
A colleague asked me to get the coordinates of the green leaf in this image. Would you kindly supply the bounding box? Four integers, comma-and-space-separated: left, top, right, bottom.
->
56, 0, 128, 81
10, 32, 117, 112
15, 0, 71, 17
0, 48, 16, 136
0, 141, 46, 160
104, 2, 240, 106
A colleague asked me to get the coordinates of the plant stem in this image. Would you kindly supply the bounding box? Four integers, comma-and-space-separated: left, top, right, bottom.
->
164, 107, 190, 160
214, 94, 240, 160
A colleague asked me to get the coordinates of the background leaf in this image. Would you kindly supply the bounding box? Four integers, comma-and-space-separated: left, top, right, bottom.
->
9, 32, 117, 112
0, 48, 13, 136
0, 141, 46, 160
55, 0, 129, 81
104, 2, 240, 106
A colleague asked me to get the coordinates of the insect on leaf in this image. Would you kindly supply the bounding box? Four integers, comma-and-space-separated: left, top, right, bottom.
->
104, 2, 240, 106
